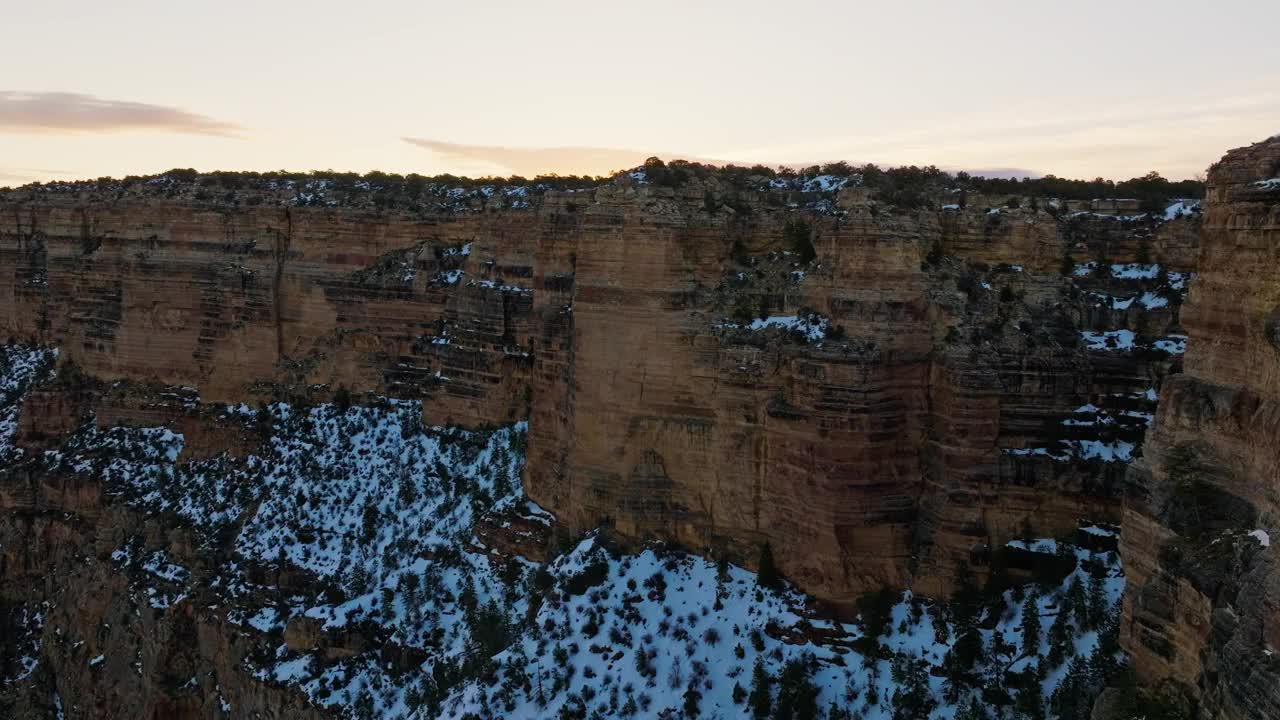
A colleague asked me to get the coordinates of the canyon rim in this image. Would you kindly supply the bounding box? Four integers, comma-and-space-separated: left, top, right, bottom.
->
0, 135, 1277, 720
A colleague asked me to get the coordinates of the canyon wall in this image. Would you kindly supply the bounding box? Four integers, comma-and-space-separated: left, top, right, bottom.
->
1121, 135, 1280, 717
0, 201, 541, 423
526, 182, 1196, 605
0, 174, 1197, 611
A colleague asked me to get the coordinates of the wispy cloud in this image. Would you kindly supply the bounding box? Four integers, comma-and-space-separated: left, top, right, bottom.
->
0, 166, 76, 186
721, 91, 1280, 179
0, 91, 241, 136
403, 138, 727, 177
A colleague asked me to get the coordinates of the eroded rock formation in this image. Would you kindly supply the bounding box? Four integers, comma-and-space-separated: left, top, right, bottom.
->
1121, 135, 1280, 718
1, 174, 1196, 608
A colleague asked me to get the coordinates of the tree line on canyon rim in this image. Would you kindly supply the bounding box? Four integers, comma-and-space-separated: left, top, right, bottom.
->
9, 158, 1204, 216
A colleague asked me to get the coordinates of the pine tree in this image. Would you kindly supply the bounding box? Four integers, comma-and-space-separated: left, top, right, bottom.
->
1015, 680, 1045, 720
1050, 657, 1096, 720
952, 560, 981, 626
773, 656, 819, 720
1090, 613, 1122, 681
1066, 575, 1088, 629
758, 542, 781, 590
1021, 594, 1042, 657
1087, 569, 1109, 629
943, 629, 984, 700
749, 658, 773, 719
890, 654, 936, 720
1046, 611, 1072, 668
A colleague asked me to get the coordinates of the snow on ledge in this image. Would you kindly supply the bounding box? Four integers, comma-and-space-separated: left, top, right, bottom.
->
1109, 263, 1161, 279
749, 315, 828, 341
1081, 329, 1136, 351
1152, 335, 1187, 355
720, 314, 831, 342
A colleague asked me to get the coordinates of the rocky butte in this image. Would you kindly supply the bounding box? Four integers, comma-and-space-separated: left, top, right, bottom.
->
0, 137, 1272, 719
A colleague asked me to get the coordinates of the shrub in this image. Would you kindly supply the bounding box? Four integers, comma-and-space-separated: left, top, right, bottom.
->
563, 560, 610, 595
683, 684, 703, 718
333, 385, 353, 412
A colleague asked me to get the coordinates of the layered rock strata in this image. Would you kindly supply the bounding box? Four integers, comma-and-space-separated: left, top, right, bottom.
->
1, 175, 1197, 610
1121, 136, 1280, 717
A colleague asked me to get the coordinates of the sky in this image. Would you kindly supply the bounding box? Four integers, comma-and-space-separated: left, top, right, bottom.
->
2, 0, 1278, 186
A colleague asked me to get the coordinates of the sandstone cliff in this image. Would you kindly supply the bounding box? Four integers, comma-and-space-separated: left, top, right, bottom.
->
0, 165, 1211, 718
1120, 135, 1280, 718
0, 173, 1198, 608
0, 353, 1128, 719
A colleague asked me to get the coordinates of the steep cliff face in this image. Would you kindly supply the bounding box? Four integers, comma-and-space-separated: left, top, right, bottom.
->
1121, 136, 1280, 717
0, 202, 540, 424
0, 165, 1217, 717
1, 176, 1196, 610
525, 182, 1195, 603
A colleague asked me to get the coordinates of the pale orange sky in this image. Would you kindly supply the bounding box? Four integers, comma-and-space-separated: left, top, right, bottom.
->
3, 0, 1278, 186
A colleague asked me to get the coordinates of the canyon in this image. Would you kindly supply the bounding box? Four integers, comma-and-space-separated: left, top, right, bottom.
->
0, 136, 1275, 719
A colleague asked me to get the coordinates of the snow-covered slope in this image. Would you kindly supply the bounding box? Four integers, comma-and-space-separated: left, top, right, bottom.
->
0, 345, 1128, 719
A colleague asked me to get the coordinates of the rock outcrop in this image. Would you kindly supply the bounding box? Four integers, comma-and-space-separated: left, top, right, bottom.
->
0, 202, 540, 424
1121, 135, 1280, 718
526, 185, 1195, 605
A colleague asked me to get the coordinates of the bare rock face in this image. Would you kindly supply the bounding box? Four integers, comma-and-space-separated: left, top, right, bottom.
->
1120, 135, 1280, 717
0, 169, 1217, 716
0, 180, 1197, 612
526, 186, 1193, 605
0, 204, 539, 425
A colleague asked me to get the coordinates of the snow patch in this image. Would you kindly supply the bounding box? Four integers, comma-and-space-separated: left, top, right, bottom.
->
1109, 263, 1160, 280
433, 269, 465, 285
1080, 329, 1136, 351
1152, 335, 1187, 355
748, 315, 829, 342
1163, 200, 1201, 219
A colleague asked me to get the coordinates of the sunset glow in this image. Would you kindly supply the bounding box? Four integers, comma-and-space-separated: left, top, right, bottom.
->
4, 0, 1278, 184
